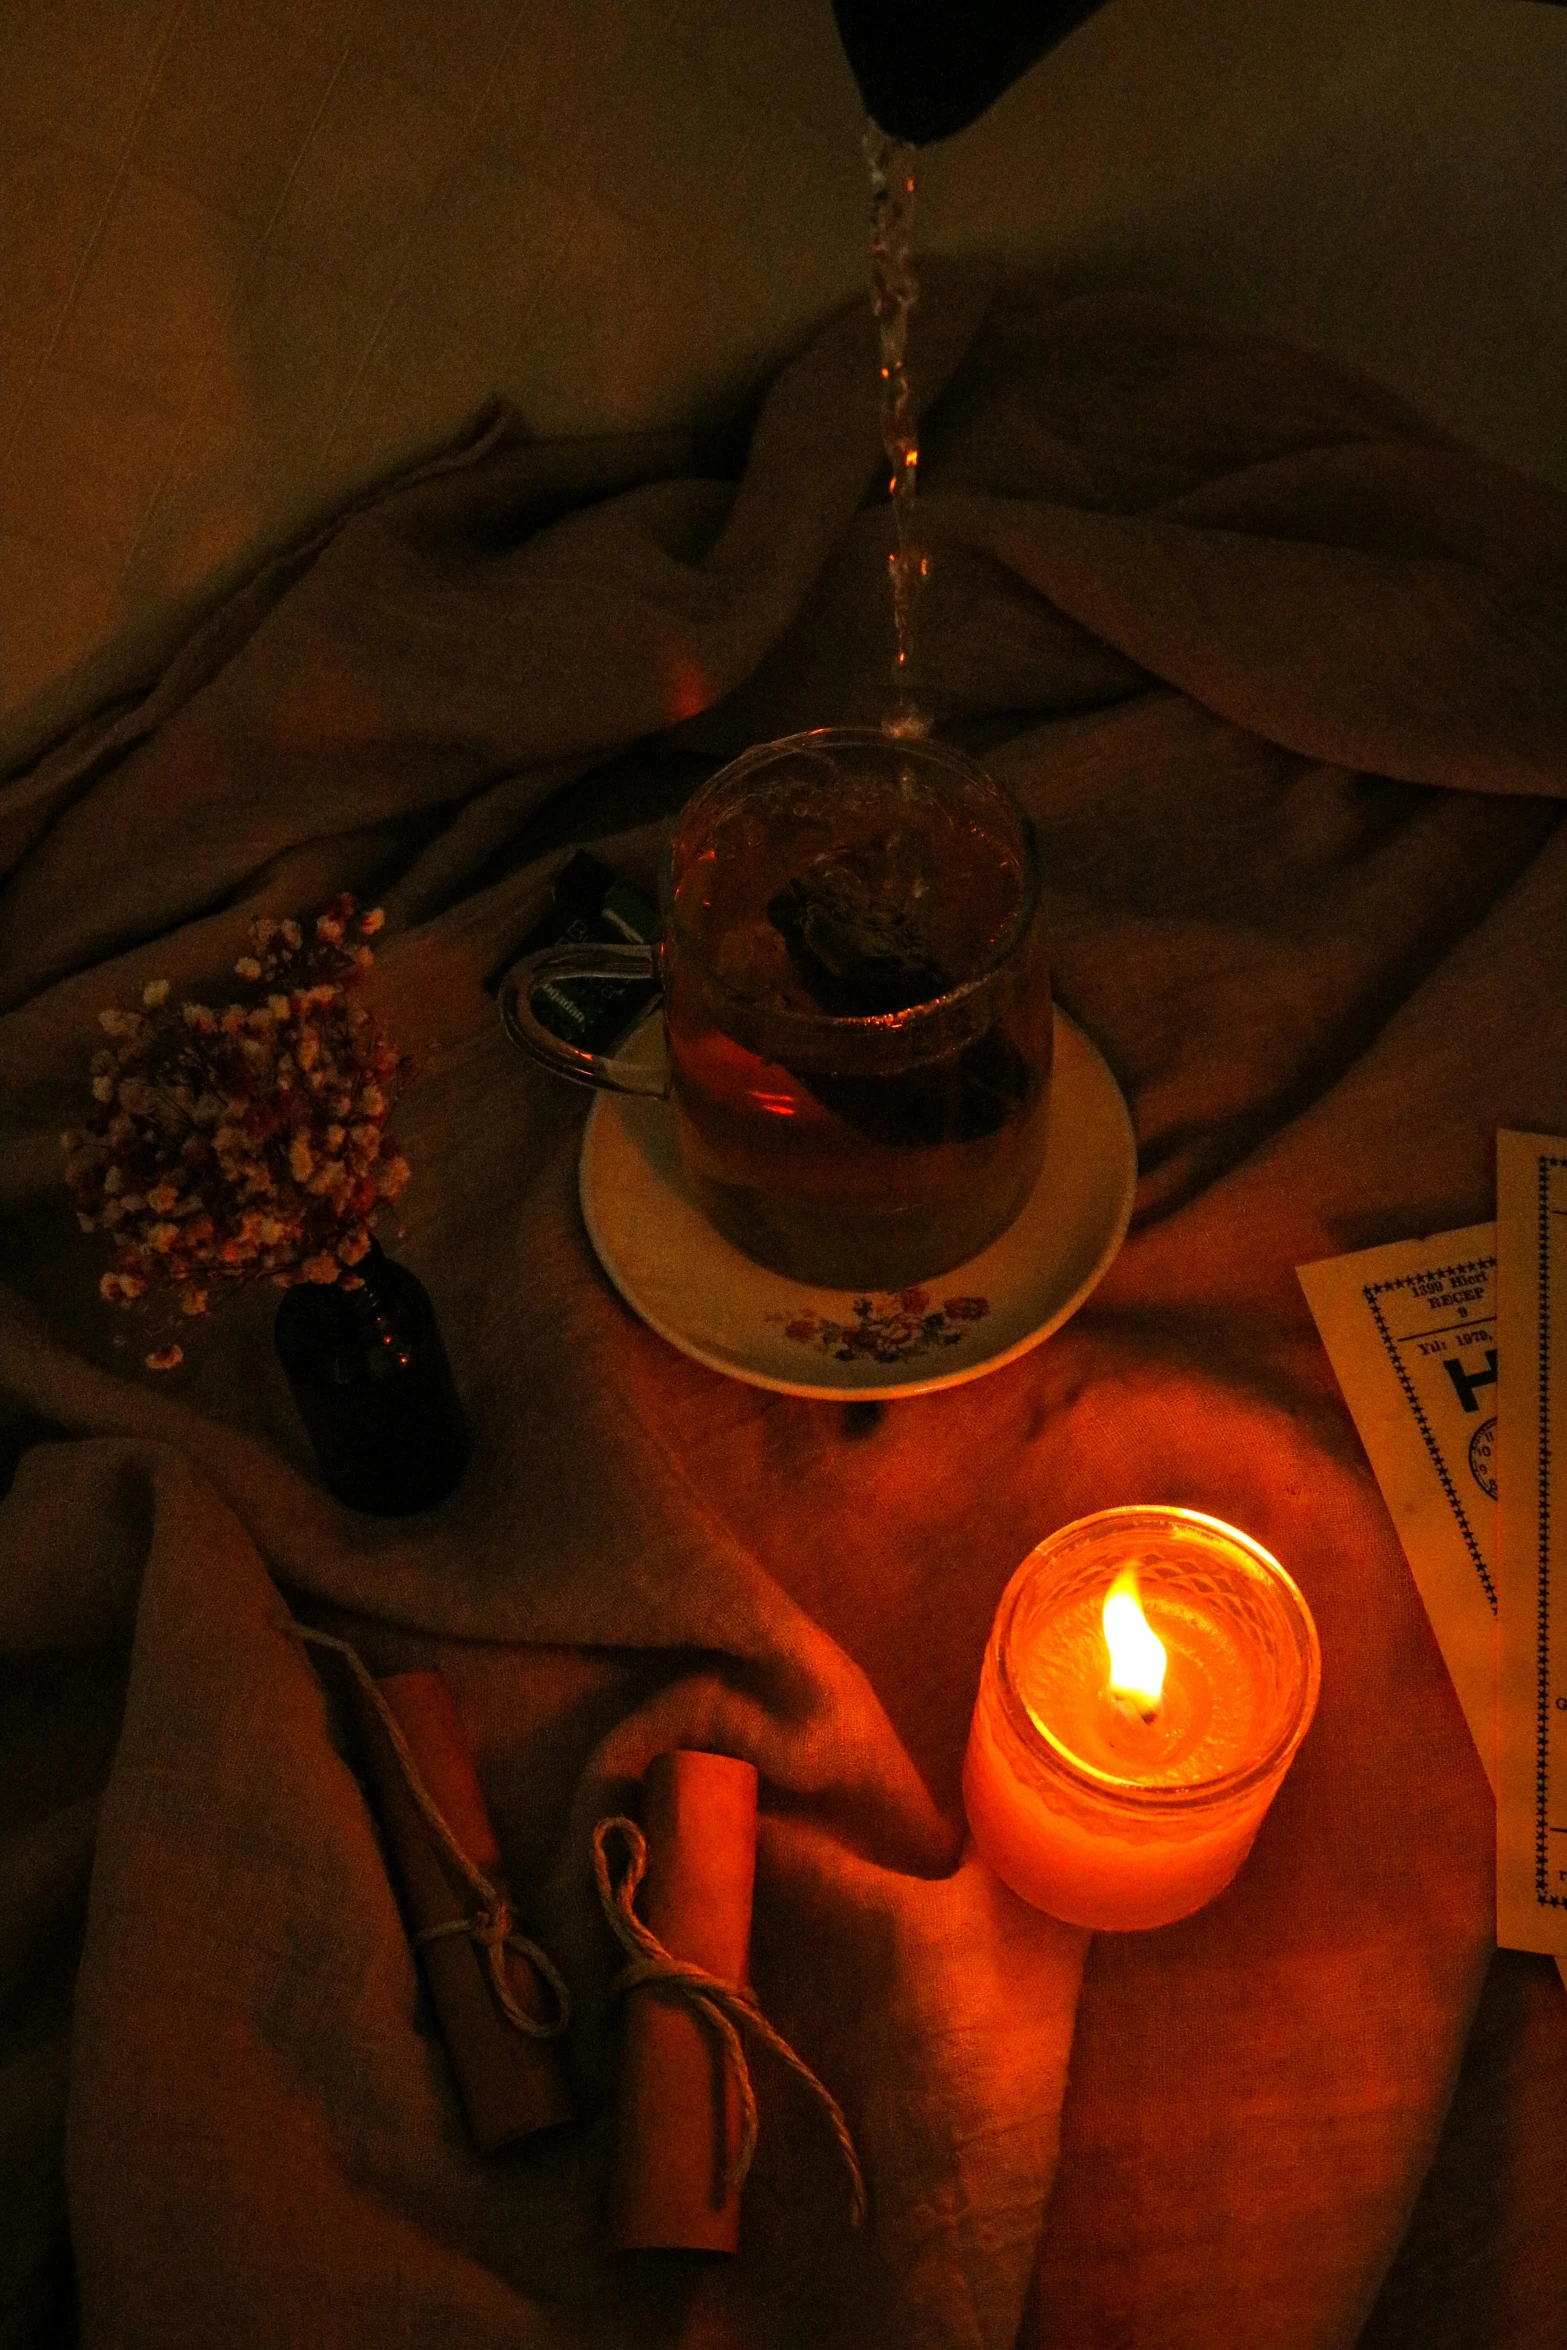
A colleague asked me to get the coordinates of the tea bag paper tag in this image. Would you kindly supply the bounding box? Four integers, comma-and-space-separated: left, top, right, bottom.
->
1496, 1132, 1567, 1958
1298, 1226, 1498, 1789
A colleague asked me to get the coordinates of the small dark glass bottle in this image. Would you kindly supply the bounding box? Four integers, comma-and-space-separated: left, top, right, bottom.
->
274, 1242, 470, 1515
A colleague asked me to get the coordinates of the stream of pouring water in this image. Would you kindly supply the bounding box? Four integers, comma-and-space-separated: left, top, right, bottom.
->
864, 121, 931, 740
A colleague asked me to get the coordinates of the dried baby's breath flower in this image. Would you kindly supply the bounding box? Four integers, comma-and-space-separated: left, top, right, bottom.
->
64, 895, 409, 1368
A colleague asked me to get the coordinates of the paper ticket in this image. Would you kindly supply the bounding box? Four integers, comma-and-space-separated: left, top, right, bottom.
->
1496, 1132, 1567, 1957
1298, 1227, 1498, 1789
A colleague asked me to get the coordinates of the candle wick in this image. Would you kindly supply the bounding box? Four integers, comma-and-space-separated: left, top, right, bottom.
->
1106, 1684, 1162, 1728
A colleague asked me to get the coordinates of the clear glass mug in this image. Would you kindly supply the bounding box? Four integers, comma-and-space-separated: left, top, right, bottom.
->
501, 727, 1053, 1291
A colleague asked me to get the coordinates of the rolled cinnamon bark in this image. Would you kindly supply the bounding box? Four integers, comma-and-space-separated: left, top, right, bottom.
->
610, 1749, 759, 2253
350, 1668, 574, 2151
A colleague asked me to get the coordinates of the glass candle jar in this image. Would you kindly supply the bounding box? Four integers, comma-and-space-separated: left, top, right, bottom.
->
962, 1507, 1321, 1931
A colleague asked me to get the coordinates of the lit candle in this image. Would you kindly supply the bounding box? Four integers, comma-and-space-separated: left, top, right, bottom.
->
962, 1508, 1320, 1931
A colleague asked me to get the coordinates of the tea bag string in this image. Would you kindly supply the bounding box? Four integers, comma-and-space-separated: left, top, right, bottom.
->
592, 1814, 867, 2225
291, 1625, 570, 2040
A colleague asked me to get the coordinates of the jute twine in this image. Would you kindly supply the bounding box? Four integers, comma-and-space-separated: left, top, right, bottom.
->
293, 1626, 570, 2040
592, 1814, 867, 2226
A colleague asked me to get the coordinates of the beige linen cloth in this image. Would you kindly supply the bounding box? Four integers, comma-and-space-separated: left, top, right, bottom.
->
3, 270, 1566, 2350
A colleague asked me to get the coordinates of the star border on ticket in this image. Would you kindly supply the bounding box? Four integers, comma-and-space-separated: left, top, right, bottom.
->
1362, 1258, 1498, 1613
1530, 1152, 1567, 1910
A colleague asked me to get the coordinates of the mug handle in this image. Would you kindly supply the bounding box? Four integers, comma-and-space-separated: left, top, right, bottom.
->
498, 942, 669, 1097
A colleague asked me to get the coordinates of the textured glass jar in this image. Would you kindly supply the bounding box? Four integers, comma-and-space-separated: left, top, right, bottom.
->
963, 1508, 1321, 1930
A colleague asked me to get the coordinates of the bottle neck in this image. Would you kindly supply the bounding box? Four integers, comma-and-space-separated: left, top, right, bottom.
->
344, 1242, 414, 1355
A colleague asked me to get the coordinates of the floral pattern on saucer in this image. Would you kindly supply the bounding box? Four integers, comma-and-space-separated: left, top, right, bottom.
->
772, 1289, 990, 1366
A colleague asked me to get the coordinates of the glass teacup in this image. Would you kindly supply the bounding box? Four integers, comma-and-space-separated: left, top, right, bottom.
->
501, 727, 1052, 1291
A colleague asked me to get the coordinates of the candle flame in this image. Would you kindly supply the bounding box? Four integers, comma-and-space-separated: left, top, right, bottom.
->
1103, 1568, 1167, 1718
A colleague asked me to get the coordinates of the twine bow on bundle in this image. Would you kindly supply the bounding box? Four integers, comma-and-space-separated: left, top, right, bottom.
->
293, 1625, 570, 2040
414, 1894, 570, 2040
592, 1813, 868, 2225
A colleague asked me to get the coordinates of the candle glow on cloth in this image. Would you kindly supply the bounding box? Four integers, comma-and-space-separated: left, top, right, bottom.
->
963, 1509, 1321, 1931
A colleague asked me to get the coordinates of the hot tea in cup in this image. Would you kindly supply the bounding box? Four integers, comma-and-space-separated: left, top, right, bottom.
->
502, 728, 1052, 1290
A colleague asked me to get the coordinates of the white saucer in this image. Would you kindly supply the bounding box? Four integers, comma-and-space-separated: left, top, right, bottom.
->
579, 1007, 1136, 1400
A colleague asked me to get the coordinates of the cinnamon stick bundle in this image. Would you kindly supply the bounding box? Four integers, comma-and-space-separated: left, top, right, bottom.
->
350, 1669, 574, 2151
610, 1749, 759, 2253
